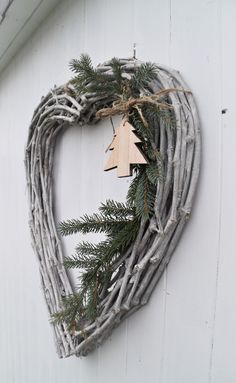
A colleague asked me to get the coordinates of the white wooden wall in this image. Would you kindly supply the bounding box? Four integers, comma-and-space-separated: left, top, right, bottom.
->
0, 0, 235, 382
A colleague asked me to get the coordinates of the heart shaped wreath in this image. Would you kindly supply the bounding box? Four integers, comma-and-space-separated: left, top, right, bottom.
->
25, 56, 200, 358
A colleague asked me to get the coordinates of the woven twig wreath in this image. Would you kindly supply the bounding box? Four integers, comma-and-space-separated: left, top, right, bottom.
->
25, 58, 200, 358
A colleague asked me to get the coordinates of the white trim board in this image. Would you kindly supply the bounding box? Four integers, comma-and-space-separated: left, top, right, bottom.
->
0, 0, 62, 74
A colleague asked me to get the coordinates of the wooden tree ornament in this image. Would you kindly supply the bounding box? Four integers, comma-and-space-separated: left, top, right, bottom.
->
104, 119, 147, 177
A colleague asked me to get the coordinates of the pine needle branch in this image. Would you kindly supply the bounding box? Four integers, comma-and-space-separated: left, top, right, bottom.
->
54, 55, 176, 327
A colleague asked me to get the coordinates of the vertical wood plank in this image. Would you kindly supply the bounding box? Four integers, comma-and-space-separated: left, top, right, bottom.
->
125, 1, 170, 382
161, 0, 222, 382
210, 1, 236, 381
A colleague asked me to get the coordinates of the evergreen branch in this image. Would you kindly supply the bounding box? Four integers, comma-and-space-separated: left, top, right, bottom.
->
146, 162, 162, 185
159, 107, 176, 129
85, 281, 99, 319
69, 54, 126, 98
76, 241, 111, 258
127, 168, 156, 219
58, 200, 135, 236
65, 219, 139, 274
64, 241, 111, 270
52, 293, 85, 328
58, 214, 132, 236
54, 56, 177, 328
99, 199, 135, 219
130, 62, 159, 93
69, 54, 94, 76
109, 58, 123, 95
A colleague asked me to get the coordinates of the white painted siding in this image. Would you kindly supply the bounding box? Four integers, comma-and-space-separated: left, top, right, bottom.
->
0, 0, 235, 382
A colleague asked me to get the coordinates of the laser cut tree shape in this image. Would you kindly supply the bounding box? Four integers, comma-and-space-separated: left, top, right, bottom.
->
104, 119, 148, 177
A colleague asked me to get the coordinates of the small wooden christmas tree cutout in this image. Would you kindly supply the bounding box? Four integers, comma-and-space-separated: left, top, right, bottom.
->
104, 118, 148, 177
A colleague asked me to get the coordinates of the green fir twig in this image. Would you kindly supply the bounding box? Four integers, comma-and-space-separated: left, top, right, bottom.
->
52, 55, 175, 329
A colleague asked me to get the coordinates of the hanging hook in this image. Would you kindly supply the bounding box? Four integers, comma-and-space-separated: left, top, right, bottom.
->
133, 43, 137, 59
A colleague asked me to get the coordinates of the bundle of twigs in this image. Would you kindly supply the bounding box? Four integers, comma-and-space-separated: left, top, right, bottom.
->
25, 58, 200, 358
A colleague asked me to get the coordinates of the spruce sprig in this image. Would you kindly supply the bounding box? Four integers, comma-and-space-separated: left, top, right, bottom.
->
69, 54, 124, 98
58, 200, 136, 237
130, 62, 159, 94
53, 293, 85, 328
69, 54, 159, 100
53, 55, 174, 328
